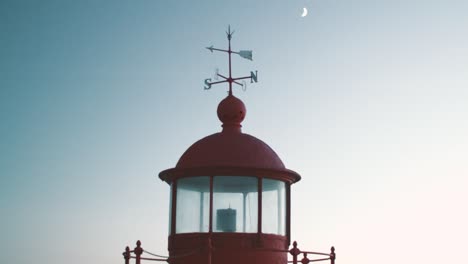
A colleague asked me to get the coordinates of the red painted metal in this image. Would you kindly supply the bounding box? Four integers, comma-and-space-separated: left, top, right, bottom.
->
330, 247, 336, 264
134, 240, 143, 264
123, 246, 130, 264
170, 181, 177, 235
158, 72, 302, 263
174, 131, 287, 169
122, 240, 335, 264
158, 90, 301, 264
162, 94, 300, 174
209, 176, 214, 233
257, 177, 263, 235
121, 26, 336, 264
286, 184, 291, 245
168, 233, 288, 264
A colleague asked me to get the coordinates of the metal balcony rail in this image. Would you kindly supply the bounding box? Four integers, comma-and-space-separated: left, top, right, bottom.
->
123, 241, 167, 264
123, 240, 336, 264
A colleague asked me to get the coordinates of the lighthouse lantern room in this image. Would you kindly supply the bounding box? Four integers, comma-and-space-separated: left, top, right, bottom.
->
122, 27, 336, 264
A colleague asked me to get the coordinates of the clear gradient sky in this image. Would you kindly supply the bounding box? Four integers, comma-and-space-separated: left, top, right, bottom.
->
1, 1, 467, 264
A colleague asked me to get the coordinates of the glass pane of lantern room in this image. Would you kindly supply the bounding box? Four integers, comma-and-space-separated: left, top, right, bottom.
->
213, 176, 258, 233
176, 177, 210, 233
262, 179, 286, 235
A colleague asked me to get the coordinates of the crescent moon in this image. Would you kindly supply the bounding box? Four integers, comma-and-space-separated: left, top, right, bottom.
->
301, 7, 308, 17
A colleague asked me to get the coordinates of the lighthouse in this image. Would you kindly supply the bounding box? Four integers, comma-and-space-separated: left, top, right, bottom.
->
159, 92, 301, 264
122, 27, 335, 264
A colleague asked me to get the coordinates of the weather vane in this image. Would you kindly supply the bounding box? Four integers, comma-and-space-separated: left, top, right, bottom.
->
204, 26, 258, 95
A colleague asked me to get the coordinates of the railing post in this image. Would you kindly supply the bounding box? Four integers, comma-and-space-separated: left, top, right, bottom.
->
289, 241, 300, 264
134, 240, 143, 264
330, 246, 336, 264
123, 246, 130, 264
301, 253, 310, 264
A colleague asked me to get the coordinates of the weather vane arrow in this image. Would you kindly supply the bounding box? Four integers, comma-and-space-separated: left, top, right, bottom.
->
204, 25, 258, 95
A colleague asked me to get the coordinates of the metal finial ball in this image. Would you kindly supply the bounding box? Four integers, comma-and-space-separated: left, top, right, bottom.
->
217, 94, 246, 127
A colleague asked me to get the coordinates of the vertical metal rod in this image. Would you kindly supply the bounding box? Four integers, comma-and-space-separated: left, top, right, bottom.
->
286, 183, 291, 245
258, 177, 262, 234
209, 176, 214, 233
200, 191, 204, 232
277, 188, 281, 234
171, 181, 178, 235
228, 26, 233, 95
243, 193, 247, 232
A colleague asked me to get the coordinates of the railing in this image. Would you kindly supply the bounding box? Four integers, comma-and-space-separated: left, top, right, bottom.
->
123, 240, 335, 264
288, 241, 335, 264
123, 241, 169, 264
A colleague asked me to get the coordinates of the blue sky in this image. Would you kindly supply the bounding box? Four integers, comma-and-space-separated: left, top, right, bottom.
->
1, 0, 467, 263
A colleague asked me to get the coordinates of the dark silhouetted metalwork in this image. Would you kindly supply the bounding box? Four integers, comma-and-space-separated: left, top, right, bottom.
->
123, 240, 336, 264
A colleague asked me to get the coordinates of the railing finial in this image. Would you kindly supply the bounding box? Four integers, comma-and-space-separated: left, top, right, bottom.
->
301, 252, 310, 264
289, 241, 301, 264
123, 246, 130, 264
330, 246, 336, 264
134, 240, 143, 264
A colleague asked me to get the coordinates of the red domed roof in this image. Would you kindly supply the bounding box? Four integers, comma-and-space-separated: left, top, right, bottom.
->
159, 94, 300, 183
176, 132, 285, 169
176, 94, 285, 169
